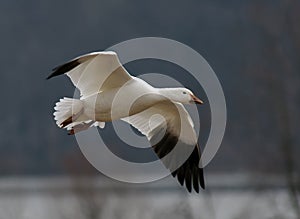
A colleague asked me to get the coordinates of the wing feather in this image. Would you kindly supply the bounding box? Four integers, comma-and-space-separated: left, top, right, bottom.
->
121, 101, 205, 193
48, 51, 132, 97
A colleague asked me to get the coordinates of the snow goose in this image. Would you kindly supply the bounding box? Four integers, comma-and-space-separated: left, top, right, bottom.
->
47, 51, 205, 192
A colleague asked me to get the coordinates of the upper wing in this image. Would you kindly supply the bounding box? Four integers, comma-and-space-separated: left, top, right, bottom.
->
47, 51, 132, 97
121, 101, 205, 193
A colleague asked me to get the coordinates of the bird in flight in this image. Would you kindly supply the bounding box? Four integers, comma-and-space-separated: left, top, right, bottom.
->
48, 51, 205, 193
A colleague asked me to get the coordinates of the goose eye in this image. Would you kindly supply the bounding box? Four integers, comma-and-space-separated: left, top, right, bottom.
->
182, 91, 187, 95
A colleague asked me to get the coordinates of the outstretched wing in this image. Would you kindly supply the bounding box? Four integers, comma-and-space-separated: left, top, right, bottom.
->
47, 51, 132, 97
121, 101, 205, 193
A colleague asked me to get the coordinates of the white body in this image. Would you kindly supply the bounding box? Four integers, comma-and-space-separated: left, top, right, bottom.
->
81, 77, 162, 121
50, 51, 205, 192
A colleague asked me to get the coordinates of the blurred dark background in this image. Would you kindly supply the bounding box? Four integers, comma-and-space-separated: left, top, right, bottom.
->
1, 0, 299, 177
1, 1, 300, 218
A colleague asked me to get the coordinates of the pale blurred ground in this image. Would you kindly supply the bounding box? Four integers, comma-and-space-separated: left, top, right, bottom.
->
0, 174, 298, 219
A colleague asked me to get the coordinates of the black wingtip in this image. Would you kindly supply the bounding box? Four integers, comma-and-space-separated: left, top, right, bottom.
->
200, 180, 205, 190
47, 58, 81, 80
193, 169, 200, 193
199, 168, 205, 190
46, 68, 62, 80
46, 74, 53, 80
151, 127, 205, 193
185, 171, 192, 192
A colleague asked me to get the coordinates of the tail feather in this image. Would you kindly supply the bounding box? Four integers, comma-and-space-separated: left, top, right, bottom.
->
53, 97, 105, 133
53, 97, 84, 128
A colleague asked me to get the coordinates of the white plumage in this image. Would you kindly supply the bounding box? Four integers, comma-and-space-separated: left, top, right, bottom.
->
48, 51, 205, 193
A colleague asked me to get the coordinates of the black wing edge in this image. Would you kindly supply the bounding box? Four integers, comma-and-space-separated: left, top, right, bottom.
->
151, 131, 205, 193
46, 58, 81, 80
171, 146, 205, 193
